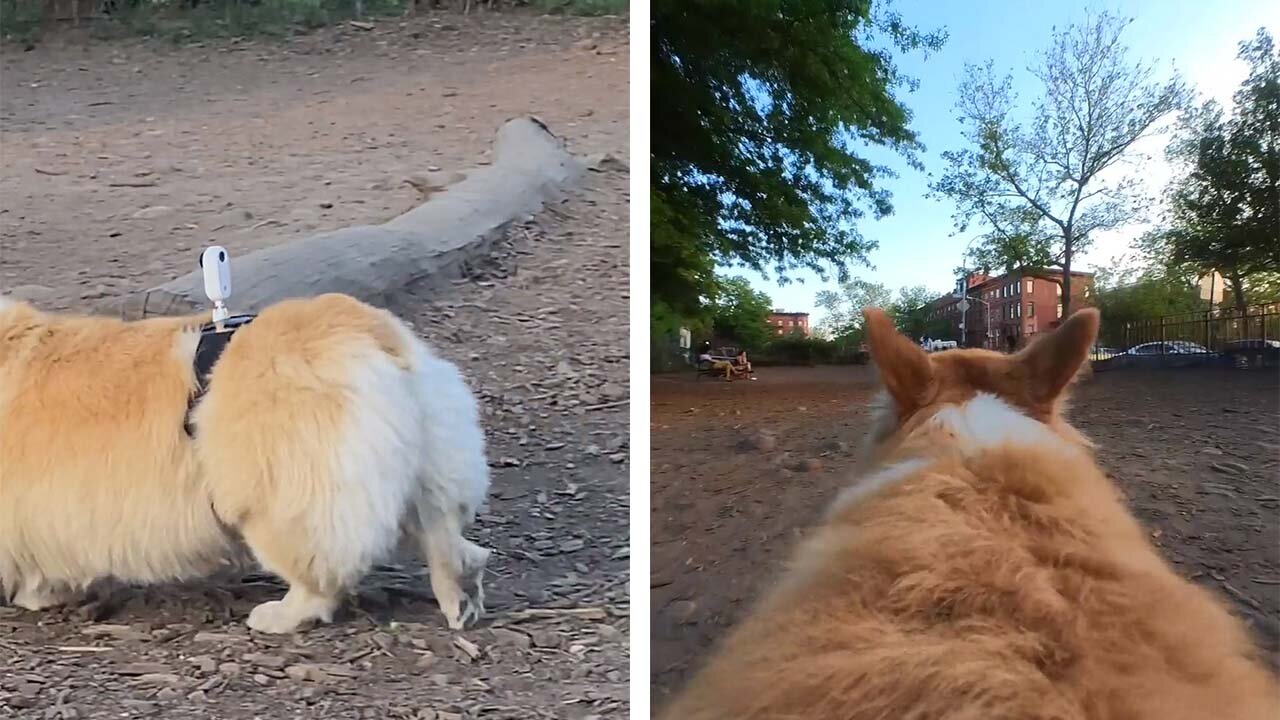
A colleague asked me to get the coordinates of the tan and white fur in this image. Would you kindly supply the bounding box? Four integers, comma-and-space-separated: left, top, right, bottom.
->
0, 293, 491, 633
661, 308, 1279, 719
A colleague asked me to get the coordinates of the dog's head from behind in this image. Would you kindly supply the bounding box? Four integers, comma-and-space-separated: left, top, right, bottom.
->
860, 306, 1100, 465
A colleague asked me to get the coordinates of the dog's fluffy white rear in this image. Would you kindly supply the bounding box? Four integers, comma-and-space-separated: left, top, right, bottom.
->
0, 294, 491, 632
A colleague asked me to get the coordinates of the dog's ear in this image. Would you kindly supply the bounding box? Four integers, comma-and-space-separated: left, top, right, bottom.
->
1016, 308, 1099, 404
863, 307, 934, 414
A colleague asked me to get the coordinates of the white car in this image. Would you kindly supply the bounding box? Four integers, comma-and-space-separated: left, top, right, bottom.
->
1124, 341, 1212, 356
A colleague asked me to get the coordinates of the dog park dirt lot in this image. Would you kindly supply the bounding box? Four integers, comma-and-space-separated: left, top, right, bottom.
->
651, 365, 1280, 705
0, 11, 628, 720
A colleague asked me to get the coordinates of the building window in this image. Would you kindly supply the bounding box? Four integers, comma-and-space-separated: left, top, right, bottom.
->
1056, 303, 1063, 318
1015, 303, 1021, 318
1028, 302, 1035, 317
1056, 284, 1062, 297
1026, 279, 1033, 293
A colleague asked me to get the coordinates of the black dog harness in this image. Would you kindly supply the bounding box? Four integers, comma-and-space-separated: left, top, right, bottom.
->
184, 314, 256, 436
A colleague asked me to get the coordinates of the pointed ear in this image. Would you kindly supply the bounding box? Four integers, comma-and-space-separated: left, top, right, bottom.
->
863, 307, 934, 413
1017, 308, 1100, 403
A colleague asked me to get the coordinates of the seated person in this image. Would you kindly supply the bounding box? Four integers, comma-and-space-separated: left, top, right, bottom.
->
733, 350, 753, 377
697, 347, 735, 379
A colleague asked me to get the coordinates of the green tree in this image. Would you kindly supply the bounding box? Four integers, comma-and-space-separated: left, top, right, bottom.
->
1154, 29, 1280, 316
932, 11, 1187, 316
651, 0, 944, 319
814, 278, 894, 339
709, 276, 774, 350
886, 284, 937, 338
1090, 262, 1203, 347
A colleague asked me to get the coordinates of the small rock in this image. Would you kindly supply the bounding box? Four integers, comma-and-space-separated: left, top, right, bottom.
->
530, 630, 562, 648
192, 631, 239, 643
218, 662, 242, 676
317, 201, 334, 209
489, 628, 532, 649
252, 673, 272, 686
135, 673, 182, 686
798, 458, 823, 472
745, 431, 776, 452
1211, 461, 1250, 476
131, 205, 173, 220
560, 539, 585, 553
285, 664, 329, 683
5, 284, 56, 302
243, 652, 287, 669
81, 623, 137, 637
114, 663, 171, 676
155, 687, 181, 701
668, 600, 698, 624
452, 636, 482, 661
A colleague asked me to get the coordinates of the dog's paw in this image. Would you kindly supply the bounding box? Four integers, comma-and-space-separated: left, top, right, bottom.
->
247, 600, 308, 634
446, 592, 483, 630
11, 582, 72, 611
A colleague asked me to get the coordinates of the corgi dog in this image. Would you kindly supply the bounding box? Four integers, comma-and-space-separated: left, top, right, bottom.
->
0, 293, 491, 634
661, 308, 1278, 719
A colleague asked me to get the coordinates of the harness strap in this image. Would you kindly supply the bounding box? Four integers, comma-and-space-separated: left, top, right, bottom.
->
184, 314, 256, 436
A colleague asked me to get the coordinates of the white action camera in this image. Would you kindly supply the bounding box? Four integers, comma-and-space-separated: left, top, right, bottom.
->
199, 245, 232, 325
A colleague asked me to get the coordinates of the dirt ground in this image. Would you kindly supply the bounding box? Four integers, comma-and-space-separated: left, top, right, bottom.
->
651, 364, 1280, 705
0, 11, 628, 719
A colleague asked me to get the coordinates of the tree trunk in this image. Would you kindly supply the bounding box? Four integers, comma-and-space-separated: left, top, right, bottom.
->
1061, 231, 1073, 318
1227, 268, 1248, 317
110, 117, 588, 320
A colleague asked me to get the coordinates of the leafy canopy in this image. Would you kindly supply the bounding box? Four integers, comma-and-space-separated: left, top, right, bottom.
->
1150, 28, 1280, 312
709, 276, 775, 350
931, 11, 1187, 313
815, 279, 942, 340
651, 0, 944, 315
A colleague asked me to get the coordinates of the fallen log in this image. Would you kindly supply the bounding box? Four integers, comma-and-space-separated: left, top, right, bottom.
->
113, 116, 585, 320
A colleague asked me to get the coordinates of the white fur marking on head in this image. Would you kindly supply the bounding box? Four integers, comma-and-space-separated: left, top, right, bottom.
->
0, 295, 13, 311
831, 458, 932, 515
929, 393, 1072, 456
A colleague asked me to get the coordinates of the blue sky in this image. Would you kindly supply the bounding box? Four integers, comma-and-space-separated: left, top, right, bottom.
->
727, 0, 1279, 327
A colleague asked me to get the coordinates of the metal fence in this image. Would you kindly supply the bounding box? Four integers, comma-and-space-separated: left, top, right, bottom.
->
1096, 304, 1280, 369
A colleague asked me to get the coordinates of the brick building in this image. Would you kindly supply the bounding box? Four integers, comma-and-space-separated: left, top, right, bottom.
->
767, 310, 811, 337
925, 269, 1094, 350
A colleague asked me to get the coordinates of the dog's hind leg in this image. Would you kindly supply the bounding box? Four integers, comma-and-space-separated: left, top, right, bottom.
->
236, 519, 347, 634
415, 497, 491, 630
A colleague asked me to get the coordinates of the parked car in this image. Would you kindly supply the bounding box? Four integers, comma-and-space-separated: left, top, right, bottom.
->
1221, 338, 1279, 369
1222, 338, 1280, 351
1090, 346, 1121, 360
1124, 341, 1213, 356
